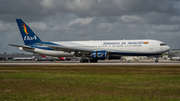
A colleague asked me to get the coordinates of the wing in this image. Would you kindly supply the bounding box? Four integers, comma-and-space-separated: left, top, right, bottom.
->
38, 44, 94, 55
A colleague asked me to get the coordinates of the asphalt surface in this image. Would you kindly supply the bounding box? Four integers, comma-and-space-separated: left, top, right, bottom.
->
0, 60, 180, 66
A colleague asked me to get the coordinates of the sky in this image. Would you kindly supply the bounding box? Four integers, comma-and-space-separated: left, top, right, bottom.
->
0, 0, 180, 54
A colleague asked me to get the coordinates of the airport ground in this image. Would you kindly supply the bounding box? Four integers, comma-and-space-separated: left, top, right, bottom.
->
0, 62, 180, 101
0, 59, 180, 66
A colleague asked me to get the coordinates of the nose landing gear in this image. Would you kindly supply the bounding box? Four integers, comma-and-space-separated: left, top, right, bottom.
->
155, 55, 159, 63
155, 59, 158, 63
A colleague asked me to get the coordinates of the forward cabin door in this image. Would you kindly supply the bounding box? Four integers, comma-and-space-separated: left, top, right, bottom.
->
149, 42, 153, 50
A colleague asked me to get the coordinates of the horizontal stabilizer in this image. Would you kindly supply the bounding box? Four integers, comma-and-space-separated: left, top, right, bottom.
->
8, 44, 34, 49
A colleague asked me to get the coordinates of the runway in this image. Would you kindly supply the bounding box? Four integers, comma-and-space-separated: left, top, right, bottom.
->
0, 60, 180, 66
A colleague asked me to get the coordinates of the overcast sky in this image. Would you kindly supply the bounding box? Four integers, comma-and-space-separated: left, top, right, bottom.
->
0, 0, 180, 54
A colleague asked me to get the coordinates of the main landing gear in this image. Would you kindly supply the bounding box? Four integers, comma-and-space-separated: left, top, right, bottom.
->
80, 59, 88, 63
90, 59, 98, 63
80, 59, 98, 63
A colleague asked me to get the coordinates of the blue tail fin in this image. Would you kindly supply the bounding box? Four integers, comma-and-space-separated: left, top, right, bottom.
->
16, 19, 43, 45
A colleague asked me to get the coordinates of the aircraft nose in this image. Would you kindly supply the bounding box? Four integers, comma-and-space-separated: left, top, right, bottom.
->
167, 46, 170, 51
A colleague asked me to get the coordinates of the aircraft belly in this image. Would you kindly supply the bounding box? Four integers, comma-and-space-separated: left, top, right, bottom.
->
109, 48, 161, 56
110, 51, 161, 56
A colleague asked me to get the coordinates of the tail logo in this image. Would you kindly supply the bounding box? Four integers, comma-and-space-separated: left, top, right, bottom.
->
22, 23, 29, 34
24, 36, 37, 41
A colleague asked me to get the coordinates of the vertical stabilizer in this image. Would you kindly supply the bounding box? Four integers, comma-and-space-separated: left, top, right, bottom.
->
16, 19, 42, 45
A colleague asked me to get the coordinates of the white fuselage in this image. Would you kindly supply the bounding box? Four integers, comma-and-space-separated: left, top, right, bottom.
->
21, 39, 170, 57
50, 39, 170, 55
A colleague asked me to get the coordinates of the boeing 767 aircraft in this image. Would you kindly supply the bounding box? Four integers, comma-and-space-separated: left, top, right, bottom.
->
9, 19, 170, 63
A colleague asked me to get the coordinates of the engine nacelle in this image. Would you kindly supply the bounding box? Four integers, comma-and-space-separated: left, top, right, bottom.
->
91, 51, 108, 59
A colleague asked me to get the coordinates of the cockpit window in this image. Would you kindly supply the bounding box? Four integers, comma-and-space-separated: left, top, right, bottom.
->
160, 43, 166, 46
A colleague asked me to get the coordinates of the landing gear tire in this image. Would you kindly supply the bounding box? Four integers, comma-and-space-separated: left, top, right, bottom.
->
90, 59, 98, 63
94, 59, 98, 63
154, 55, 159, 63
155, 59, 158, 63
80, 59, 84, 63
85, 59, 88, 63
80, 59, 89, 63
90, 59, 93, 63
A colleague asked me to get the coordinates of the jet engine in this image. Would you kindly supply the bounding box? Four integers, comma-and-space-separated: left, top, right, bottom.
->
91, 51, 109, 59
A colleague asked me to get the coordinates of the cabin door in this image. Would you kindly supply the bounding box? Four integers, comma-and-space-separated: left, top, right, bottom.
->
149, 42, 153, 50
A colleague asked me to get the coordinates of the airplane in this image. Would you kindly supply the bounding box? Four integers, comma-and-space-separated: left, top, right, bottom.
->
9, 19, 170, 63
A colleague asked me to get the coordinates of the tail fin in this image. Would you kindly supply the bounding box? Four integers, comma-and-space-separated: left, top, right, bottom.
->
16, 19, 43, 45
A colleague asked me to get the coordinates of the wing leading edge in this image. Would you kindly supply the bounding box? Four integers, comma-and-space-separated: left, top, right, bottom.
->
37, 44, 94, 55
